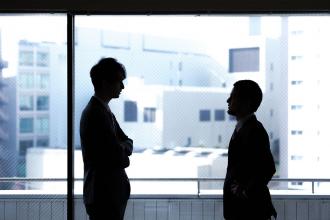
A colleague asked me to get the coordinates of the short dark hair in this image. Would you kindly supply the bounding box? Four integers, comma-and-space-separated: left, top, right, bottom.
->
233, 80, 263, 113
90, 57, 126, 90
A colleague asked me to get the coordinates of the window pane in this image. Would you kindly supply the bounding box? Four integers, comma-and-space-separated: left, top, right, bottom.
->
0, 15, 67, 195
36, 116, 49, 134
19, 72, 34, 89
74, 15, 330, 196
229, 47, 260, 72
19, 50, 33, 66
215, 109, 225, 121
36, 51, 49, 67
199, 109, 211, 121
124, 100, 138, 122
143, 107, 156, 122
37, 95, 49, 110
19, 95, 34, 111
36, 73, 49, 89
19, 117, 33, 133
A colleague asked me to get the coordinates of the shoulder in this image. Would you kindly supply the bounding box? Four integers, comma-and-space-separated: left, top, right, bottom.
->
81, 97, 105, 121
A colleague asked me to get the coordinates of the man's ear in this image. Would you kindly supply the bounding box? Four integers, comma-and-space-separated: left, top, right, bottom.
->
243, 99, 254, 114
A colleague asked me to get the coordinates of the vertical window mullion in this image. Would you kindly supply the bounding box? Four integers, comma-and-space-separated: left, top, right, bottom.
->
67, 13, 75, 220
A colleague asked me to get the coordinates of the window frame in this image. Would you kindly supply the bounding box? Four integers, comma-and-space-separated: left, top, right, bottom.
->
0, 8, 329, 220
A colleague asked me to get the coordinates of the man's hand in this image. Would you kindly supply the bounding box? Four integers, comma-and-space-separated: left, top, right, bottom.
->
231, 181, 248, 200
120, 139, 133, 156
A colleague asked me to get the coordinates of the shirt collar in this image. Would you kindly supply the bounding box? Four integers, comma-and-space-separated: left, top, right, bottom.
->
235, 113, 255, 132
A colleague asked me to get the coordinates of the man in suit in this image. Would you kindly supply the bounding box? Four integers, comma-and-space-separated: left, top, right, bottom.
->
223, 80, 277, 220
80, 58, 133, 220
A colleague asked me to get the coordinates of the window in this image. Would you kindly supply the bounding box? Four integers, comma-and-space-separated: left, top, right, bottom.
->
19, 140, 33, 156
291, 55, 303, 60
214, 109, 225, 121
291, 155, 303, 160
37, 96, 49, 110
37, 51, 49, 67
291, 130, 303, 135
124, 101, 137, 122
199, 110, 211, 121
229, 47, 259, 72
19, 95, 34, 111
291, 80, 303, 85
36, 137, 49, 147
19, 73, 34, 89
291, 105, 303, 110
36, 73, 49, 89
19, 51, 33, 66
143, 107, 156, 122
19, 118, 33, 133
36, 116, 49, 134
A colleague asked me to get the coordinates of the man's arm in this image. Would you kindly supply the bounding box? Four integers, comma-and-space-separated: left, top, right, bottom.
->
113, 115, 134, 156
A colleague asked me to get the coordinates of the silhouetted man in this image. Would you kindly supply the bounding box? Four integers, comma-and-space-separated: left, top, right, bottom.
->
223, 80, 277, 220
80, 58, 133, 220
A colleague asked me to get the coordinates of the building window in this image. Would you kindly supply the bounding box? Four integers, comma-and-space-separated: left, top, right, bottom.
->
19, 51, 33, 66
199, 110, 211, 121
291, 155, 303, 160
19, 140, 33, 156
229, 47, 259, 72
36, 73, 49, 89
36, 51, 49, 67
291, 130, 303, 135
19, 118, 33, 133
36, 137, 49, 147
19, 73, 34, 89
218, 135, 222, 143
144, 107, 156, 122
124, 101, 137, 122
291, 80, 303, 85
37, 96, 49, 111
19, 95, 34, 111
291, 55, 303, 60
291, 105, 303, 110
36, 116, 49, 134
214, 109, 225, 121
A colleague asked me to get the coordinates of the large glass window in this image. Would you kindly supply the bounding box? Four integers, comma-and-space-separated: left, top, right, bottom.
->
0, 15, 67, 194
73, 15, 330, 197
2, 13, 328, 202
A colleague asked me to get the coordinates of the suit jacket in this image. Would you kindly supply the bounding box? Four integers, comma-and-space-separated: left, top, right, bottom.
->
223, 115, 276, 219
80, 96, 133, 206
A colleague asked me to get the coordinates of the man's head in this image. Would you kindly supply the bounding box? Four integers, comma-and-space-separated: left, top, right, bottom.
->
227, 80, 263, 119
90, 57, 126, 99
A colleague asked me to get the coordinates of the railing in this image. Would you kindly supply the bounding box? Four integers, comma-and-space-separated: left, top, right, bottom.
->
1, 178, 330, 195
